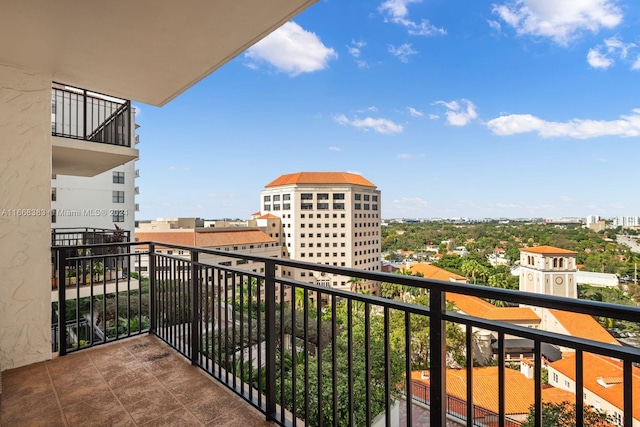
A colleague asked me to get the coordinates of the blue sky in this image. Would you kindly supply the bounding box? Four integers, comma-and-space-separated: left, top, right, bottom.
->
134, 0, 640, 220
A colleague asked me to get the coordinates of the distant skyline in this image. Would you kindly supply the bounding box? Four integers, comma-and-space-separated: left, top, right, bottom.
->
134, 0, 640, 220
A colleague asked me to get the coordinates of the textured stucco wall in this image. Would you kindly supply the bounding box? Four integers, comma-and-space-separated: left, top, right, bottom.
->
0, 64, 52, 370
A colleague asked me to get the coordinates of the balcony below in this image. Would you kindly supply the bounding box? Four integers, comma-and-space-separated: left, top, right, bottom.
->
52, 136, 139, 177
0, 335, 272, 427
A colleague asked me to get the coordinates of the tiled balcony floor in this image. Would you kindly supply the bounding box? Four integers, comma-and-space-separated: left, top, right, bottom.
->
0, 335, 273, 427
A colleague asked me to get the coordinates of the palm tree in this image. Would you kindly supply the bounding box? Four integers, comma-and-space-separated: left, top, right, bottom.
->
347, 277, 364, 293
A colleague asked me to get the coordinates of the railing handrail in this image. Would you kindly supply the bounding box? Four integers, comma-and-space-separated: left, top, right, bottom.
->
86, 100, 129, 142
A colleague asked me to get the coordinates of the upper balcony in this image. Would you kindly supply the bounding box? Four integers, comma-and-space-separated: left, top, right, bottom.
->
3, 241, 638, 426
51, 83, 139, 177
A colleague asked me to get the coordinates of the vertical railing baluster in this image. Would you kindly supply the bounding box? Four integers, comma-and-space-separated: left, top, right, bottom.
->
534, 340, 542, 427
624, 359, 633, 427
149, 243, 156, 334
57, 248, 67, 356
265, 260, 277, 422
466, 324, 473, 426
190, 251, 199, 364
384, 306, 391, 427
429, 286, 446, 426
498, 331, 505, 427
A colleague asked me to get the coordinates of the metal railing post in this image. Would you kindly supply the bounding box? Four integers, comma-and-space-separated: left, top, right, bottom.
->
149, 243, 156, 335
190, 250, 200, 365
57, 248, 67, 356
264, 260, 277, 421
429, 286, 447, 426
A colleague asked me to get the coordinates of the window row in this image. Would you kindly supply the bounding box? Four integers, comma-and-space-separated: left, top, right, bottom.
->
299, 252, 347, 258
300, 233, 346, 238
301, 242, 346, 248
301, 213, 346, 219
263, 194, 291, 202
354, 194, 378, 202
263, 203, 290, 211
300, 223, 346, 228
354, 203, 378, 211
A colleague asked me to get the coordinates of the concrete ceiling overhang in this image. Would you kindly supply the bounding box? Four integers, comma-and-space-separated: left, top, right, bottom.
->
0, 0, 317, 106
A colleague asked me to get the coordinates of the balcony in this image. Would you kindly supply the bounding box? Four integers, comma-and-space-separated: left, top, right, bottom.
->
51, 83, 139, 177
3, 241, 640, 426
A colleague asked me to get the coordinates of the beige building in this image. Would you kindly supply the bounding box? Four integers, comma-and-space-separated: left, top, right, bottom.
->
519, 246, 578, 299
260, 172, 382, 293
0, 0, 317, 372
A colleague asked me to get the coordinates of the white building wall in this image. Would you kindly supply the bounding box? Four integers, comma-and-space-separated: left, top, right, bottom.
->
0, 64, 53, 370
51, 160, 136, 233
260, 180, 382, 293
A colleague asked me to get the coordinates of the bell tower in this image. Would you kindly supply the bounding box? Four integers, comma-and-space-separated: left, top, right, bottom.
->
519, 246, 578, 299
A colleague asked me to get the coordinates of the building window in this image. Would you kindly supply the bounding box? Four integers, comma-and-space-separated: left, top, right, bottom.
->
333, 193, 345, 200
264, 195, 271, 202
364, 195, 370, 201
51, 188, 57, 202
301, 203, 313, 210
355, 203, 361, 210
317, 193, 329, 200
113, 191, 125, 203
273, 194, 281, 201
333, 203, 344, 210
273, 204, 281, 211
364, 204, 370, 210
372, 204, 378, 210
301, 193, 313, 200
113, 171, 125, 184
372, 195, 378, 202
317, 203, 329, 210
264, 204, 271, 211
283, 194, 290, 201
283, 203, 290, 210
355, 194, 361, 200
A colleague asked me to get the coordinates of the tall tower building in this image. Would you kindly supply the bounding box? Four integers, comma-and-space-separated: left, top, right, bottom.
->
519, 246, 578, 300
260, 172, 382, 293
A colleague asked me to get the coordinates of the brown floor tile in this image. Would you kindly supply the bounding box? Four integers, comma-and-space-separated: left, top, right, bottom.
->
122, 390, 182, 424
163, 373, 223, 405
51, 365, 111, 408
104, 366, 156, 390
111, 377, 169, 404
46, 351, 92, 377
0, 396, 65, 427
63, 392, 125, 425
138, 408, 203, 427
185, 389, 245, 424
67, 406, 135, 427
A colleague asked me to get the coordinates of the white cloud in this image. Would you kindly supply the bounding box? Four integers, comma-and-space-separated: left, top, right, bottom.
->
428, 113, 440, 120
487, 19, 502, 32
587, 48, 614, 69
633, 56, 640, 71
334, 114, 404, 134
492, 0, 622, 46
389, 43, 418, 63
486, 109, 640, 138
245, 22, 337, 76
356, 106, 379, 113
434, 99, 478, 126
347, 40, 369, 68
397, 153, 412, 159
168, 166, 177, 171
587, 36, 636, 69
407, 107, 424, 117
378, 0, 446, 36
329, 146, 342, 152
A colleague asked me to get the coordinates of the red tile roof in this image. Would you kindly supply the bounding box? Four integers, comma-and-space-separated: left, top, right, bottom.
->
547, 309, 619, 346
520, 246, 577, 255
412, 368, 575, 416
265, 172, 376, 188
446, 293, 540, 322
135, 229, 275, 249
550, 353, 640, 420
409, 263, 467, 282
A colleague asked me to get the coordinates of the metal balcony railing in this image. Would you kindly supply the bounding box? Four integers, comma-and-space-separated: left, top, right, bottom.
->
51, 83, 131, 147
50, 241, 640, 427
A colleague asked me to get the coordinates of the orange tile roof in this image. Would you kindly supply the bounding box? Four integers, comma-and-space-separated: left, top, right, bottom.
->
265, 172, 376, 188
412, 368, 575, 416
257, 213, 279, 219
446, 293, 540, 322
135, 229, 275, 249
135, 230, 196, 247
195, 230, 276, 247
519, 246, 577, 255
547, 309, 619, 346
550, 353, 640, 420
409, 263, 467, 282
